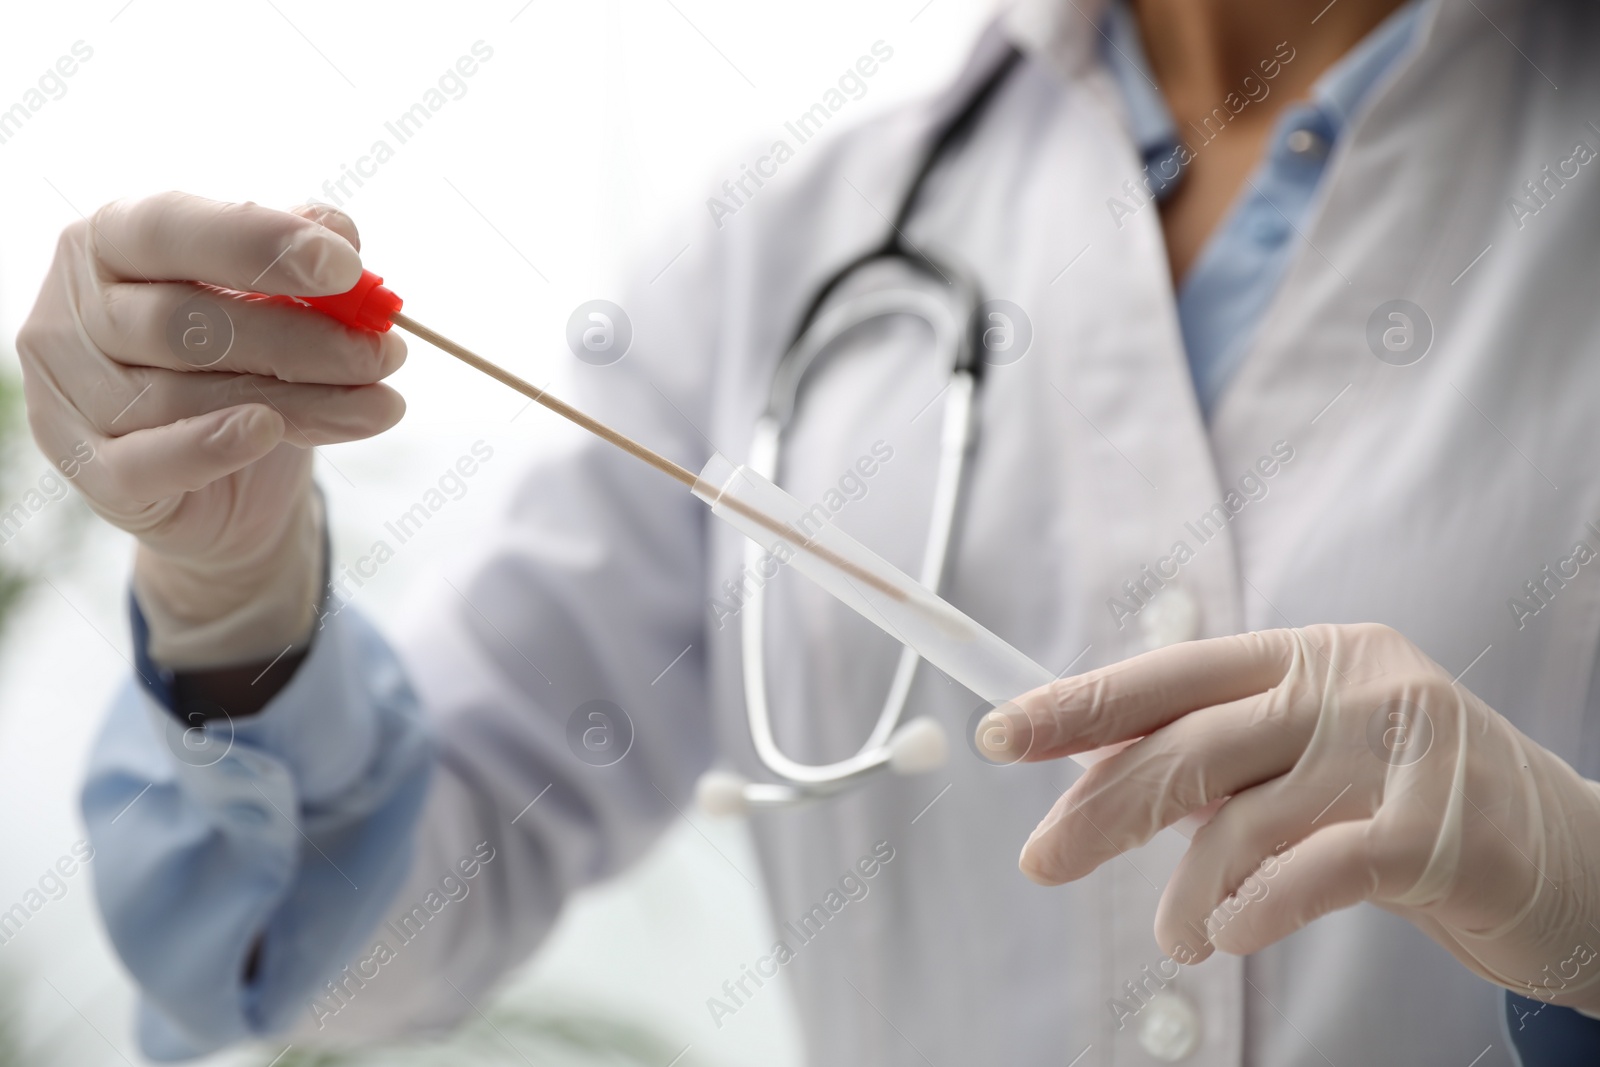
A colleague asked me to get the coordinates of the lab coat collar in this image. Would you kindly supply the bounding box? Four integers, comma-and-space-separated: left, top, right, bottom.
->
1002, 0, 1109, 83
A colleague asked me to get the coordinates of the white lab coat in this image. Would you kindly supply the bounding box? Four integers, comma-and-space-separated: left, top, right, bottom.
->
296, 0, 1600, 1061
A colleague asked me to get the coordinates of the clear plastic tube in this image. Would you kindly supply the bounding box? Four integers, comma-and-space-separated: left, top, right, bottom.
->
695, 454, 1211, 835
694, 454, 1055, 705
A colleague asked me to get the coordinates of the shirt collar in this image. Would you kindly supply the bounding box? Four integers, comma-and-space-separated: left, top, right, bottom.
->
1089, 0, 1426, 196
1315, 0, 1426, 126
1100, 1, 1172, 158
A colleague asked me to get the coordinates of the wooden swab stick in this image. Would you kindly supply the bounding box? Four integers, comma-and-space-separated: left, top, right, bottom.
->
389, 311, 908, 604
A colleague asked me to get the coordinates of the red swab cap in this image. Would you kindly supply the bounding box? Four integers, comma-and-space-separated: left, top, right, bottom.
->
302, 269, 402, 332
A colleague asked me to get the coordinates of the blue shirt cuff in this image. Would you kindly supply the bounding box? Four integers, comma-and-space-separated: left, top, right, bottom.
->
127, 590, 388, 808
89, 601, 433, 1058
1506, 990, 1600, 1066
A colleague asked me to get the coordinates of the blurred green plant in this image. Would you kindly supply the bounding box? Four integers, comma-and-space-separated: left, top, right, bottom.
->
0, 365, 90, 635
0, 978, 29, 1067
0, 969, 78, 1067
0, 364, 97, 1060
0, 372, 34, 629
258, 999, 695, 1067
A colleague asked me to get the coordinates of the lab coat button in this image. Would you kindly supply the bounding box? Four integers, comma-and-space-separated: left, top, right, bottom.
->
1140, 588, 1200, 649
1138, 991, 1201, 1061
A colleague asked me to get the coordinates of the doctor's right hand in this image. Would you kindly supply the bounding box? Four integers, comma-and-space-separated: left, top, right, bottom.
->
17, 193, 407, 669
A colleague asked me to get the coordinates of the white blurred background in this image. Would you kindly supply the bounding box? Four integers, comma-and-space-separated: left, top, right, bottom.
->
0, 1, 993, 1064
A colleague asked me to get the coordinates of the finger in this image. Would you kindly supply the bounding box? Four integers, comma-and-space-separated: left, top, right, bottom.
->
983, 629, 1301, 762
291, 202, 360, 251
1206, 818, 1378, 957
92, 404, 288, 504
91, 280, 405, 382
84, 191, 361, 295
88, 367, 406, 446
1153, 775, 1379, 963
1017, 687, 1314, 885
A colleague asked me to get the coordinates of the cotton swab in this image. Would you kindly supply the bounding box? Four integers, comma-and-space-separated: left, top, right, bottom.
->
295, 270, 910, 605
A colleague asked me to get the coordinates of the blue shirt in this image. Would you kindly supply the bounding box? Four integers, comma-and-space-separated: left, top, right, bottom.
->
1101, 0, 1423, 418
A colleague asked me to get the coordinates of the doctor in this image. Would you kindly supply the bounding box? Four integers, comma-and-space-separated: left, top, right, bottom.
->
17, 0, 1600, 1062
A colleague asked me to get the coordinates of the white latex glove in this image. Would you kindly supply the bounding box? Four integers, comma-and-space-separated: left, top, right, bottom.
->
18, 193, 406, 668
980, 623, 1600, 1012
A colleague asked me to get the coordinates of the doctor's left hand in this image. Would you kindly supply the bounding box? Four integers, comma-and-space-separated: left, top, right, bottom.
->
979, 623, 1600, 1011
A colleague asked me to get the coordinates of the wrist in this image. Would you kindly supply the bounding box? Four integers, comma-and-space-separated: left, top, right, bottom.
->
133, 491, 325, 670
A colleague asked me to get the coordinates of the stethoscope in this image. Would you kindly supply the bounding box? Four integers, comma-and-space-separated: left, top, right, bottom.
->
697, 43, 1026, 815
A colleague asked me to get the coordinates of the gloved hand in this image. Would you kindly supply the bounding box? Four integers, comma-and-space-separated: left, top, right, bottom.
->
18, 193, 406, 668
980, 623, 1600, 1011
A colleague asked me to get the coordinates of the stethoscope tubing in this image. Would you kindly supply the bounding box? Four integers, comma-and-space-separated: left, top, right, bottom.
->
741, 291, 977, 796
724, 43, 1023, 806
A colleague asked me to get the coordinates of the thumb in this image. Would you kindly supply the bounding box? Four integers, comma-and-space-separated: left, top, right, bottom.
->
97, 403, 287, 504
